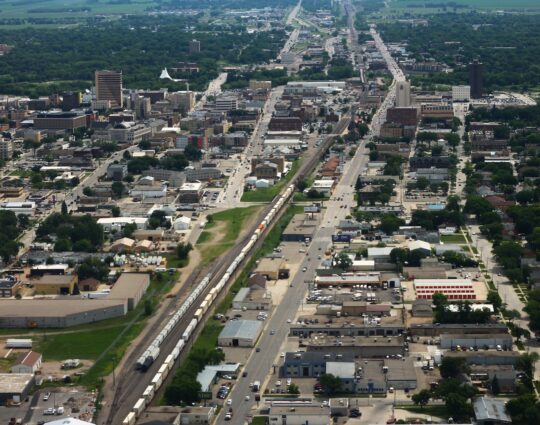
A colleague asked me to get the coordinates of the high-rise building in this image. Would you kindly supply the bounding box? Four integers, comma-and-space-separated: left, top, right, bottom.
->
452, 85, 471, 102
396, 81, 411, 107
0, 139, 14, 160
61, 92, 81, 111
189, 39, 201, 54
95, 70, 123, 107
469, 59, 483, 99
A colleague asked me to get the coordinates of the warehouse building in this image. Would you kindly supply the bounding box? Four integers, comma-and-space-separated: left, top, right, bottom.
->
108, 273, 150, 310
306, 335, 404, 358
232, 287, 272, 311
385, 358, 417, 390
440, 333, 513, 350
0, 299, 127, 328
443, 350, 519, 366
32, 274, 78, 295
410, 323, 509, 337
218, 320, 262, 347
0, 373, 35, 404
11, 351, 42, 374
283, 351, 355, 378
281, 214, 318, 242
254, 257, 284, 280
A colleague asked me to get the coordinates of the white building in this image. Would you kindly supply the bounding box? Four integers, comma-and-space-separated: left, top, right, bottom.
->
396, 81, 411, 107
97, 217, 148, 232
452, 85, 471, 102
0, 202, 36, 215
173, 216, 191, 231
309, 179, 335, 196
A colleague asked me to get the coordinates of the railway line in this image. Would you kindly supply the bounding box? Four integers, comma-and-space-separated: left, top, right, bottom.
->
103, 116, 351, 425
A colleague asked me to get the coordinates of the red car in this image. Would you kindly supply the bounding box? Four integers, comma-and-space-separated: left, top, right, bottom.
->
386, 418, 396, 424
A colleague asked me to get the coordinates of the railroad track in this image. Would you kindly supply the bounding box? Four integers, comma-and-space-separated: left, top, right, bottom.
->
103, 117, 351, 425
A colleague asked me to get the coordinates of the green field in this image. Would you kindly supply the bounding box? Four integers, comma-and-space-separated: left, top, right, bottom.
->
388, 0, 540, 11
440, 233, 467, 244
241, 160, 300, 203
196, 206, 260, 266
0, 0, 158, 20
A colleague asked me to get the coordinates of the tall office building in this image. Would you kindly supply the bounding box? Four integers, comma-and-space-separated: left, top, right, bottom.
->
189, 39, 201, 54
61, 91, 81, 111
95, 70, 123, 107
396, 80, 411, 107
469, 59, 483, 99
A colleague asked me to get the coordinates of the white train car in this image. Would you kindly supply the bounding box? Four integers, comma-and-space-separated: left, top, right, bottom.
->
133, 398, 146, 417
194, 308, 203, 321
122, 412, 136, 425
151, 372, 163, 390
142, 385, 155, 402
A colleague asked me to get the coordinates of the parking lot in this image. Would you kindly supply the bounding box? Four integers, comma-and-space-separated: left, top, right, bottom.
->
0, 387, 96, 425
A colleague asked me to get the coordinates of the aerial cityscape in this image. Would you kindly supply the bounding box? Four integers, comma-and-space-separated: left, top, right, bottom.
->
1, 1, 540, 425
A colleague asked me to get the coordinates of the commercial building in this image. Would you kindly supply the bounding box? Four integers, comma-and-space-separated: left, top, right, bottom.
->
452, 85, 471, 101
108, 273, 150, 310
469, 60, 484, 99
268, 117, 303, 132
34, 112, 87, 131
414, 278, 478, 300
386, 107, 418, 126
11, 351, 42, 374
179, 406, 216, 425
0, 279, 19, 298
410, 323, 509, 337
0, 299, 127, 328
473, 397, 511, 425
232, 287, 272, 311
107, 164, 128, 181
97, 217, 148, 232
314, 273, 382, 288
254, 257, 285, 280
108, 122, 152, 144
218, 320, 263, 347
420, 104, 454, 119
0, 139, 13, 160
290, 316, 405, 337
396, 81, 411, 107
95, 70, 123, 107
32, 274, 78, 295
440, 333, 513, 350
0, 373, 35, 404
283, 351, 355, 378
306, 335, 404, 358
444, 350, 519, 366
62, 91, 82, 111
178, 182, 203, 203
385, 358, 417, 390
185, 167, 222, 182
268, 405, 330, 425
281, 213, 318, 242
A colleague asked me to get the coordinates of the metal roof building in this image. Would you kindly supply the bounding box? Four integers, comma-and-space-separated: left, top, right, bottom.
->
218, 320, 262, 347
473, 397, 511, 424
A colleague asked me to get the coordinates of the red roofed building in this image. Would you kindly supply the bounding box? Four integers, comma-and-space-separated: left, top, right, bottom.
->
320, 157, 340, 177
484, 195, 515, 212
11, 351, 42, 374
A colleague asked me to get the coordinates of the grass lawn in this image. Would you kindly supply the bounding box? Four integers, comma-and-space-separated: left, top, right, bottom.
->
440, 234, 467, 244
241, 160, 300, 203
197, 206, 260, 266
33, 272, 177, 388
251, 417, 268, 425
215, 205, 303, 315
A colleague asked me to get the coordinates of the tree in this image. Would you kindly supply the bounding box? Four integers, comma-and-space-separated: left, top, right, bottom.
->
123, 223, 137, 238
111, 181, 125, 198
164, 378, 201, 405
144, 299, 153, 316
288, 383, 300, 395
112, 206, 121, 217
379, 214, 405, 235
297, 180, 308, 192
445, 393, 472, 421
335, 252, 352, 270
76, 256, 110, 281
83, 187, 95, 196
319, 373, 342, 395
440, 357, 469, 379
61, 201, 68, 215
411, 389, 431, 409
176, 242, 193, 260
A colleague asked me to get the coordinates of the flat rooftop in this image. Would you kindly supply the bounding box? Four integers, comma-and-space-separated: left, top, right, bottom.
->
307, 335, 404, 347
108, 273, 150, 300
0, 299, 126, 317
0, 373, 34, 392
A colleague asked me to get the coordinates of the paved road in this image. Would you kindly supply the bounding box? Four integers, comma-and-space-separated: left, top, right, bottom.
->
286, 1, 302, 26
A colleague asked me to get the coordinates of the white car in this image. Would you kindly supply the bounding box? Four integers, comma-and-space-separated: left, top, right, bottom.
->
276, 380, 282, 387
287, 319, 292, 323
227, 399, 232, 406
245, 395, 251, 401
